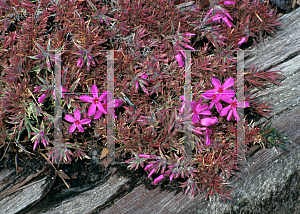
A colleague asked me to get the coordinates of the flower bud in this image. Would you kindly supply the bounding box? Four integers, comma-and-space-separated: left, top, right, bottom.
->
153, 175, 164, 184
148, 168, 156, 178
144, 163, 154, 171
139, 154, 151, 158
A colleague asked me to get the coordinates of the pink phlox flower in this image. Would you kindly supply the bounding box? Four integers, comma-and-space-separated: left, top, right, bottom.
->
191, 98, 212, 124
202, 77, 235, 111
53, 86, 67, 99
79, 85, 107, 117
64, 109, 91, 133
220, 96, 249, 121
94, 91, 123, 120
205, 94, 223, 113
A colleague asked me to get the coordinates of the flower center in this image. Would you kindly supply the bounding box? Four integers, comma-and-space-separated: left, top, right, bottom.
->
217, 87, 224, 94
212, 94, 217, 100
230, 101, 237, 108
75, 120, 80, 125
93, 97, 99, 104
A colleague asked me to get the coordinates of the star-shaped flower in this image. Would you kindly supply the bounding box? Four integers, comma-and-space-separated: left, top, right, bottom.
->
64, 109, 91, 133
79, 85, 107, 116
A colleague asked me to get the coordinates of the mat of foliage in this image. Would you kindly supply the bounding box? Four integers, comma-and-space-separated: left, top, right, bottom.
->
0, 0, 288, 201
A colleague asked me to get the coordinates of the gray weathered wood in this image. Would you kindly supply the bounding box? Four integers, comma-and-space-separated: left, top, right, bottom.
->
0, 168, 51, 214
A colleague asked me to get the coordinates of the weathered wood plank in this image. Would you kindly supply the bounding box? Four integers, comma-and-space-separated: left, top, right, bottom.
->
0, 167, 51, 214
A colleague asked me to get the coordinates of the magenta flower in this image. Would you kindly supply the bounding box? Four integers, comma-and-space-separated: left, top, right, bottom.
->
79, 85, 107, 117
93, 91, 123, 120
153, 175, 165, 184
64, 109, 91, 133
220, 96, 249, 121
202, 77, 236, 108
205, 93, 224, 113
190, 98, 212, 124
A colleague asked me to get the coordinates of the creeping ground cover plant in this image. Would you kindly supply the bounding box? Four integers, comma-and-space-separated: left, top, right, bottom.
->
0, 0, 287, 202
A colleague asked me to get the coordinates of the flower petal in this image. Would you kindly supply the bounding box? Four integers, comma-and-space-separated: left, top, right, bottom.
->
79, 95, 94, 103
223, 77, 234, 89
91, 85, 99, 98
69, 123, 77, 133
74, 109, 81, 120
214, 94, 221, 103
199, 110, 212, 116
114, 99, 123, 108
222, 89, 235, 97
88, 103, 96, 116
233, 108, 240, 121
215, 102, 223, 113
195, 104, 208, 113
211, 78, 222, 89
97, 103, 107, 114
227, 109, 233, 121
202, 89, 217, 98
79, 118, 91, 124
200, 117, 218, 126
94, 110, 102, 119
77, 124, 84, 132
221, 96, 232, 103
220, 105, 231, 116
99, 91, 108, 102
65, 114, 76, 122
192, 114, 200, 124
